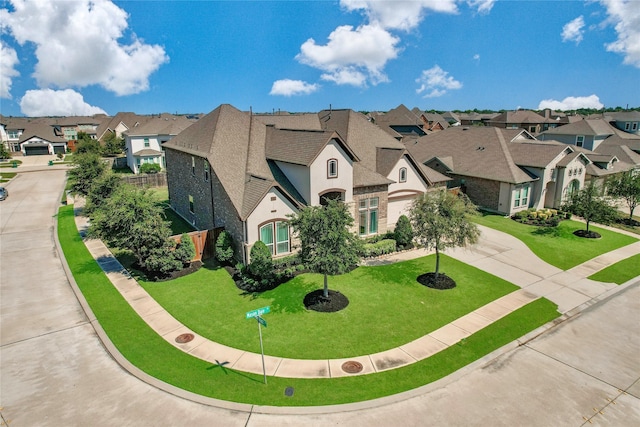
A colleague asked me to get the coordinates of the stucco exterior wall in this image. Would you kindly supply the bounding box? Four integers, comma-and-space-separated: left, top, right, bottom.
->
275, 161, 310, 203
309, 139, 353, 205
245, 188, 298, 245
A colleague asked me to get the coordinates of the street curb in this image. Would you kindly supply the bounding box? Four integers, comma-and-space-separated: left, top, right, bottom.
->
54, 202, 640, 415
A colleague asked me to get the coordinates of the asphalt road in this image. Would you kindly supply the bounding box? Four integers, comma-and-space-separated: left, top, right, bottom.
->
1, 168, 638, 426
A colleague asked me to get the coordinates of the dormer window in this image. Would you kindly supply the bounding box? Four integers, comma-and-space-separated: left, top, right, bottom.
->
144, 137, 150, 147
399, 167, 407, 183
327, 159, 338, 178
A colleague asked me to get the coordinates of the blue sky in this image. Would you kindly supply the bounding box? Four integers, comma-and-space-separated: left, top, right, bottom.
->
1, 0, 639, 117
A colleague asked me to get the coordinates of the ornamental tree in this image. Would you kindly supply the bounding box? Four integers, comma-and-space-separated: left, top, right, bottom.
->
67, 152, 108, 196
288, 199, 361, 298
607, 172, 640, 222
562, 181, 618, 233
409, 191, 480, 280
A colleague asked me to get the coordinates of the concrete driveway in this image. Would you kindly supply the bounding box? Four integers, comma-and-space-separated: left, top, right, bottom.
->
1, 168, 638, 426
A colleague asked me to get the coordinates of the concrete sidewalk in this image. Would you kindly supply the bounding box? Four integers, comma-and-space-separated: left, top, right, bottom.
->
74, 206, 640, 380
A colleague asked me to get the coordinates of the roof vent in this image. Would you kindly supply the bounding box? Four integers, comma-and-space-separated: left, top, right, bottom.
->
476, 146, 485, 151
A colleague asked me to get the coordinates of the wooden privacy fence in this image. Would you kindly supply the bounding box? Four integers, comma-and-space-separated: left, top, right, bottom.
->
122, 172, 167, 188
170, 230, 209, 262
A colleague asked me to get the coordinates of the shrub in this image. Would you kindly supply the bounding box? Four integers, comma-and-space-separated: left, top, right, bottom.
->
528, 211, 538, 219
215, 231, 234, 265
272, 253, 302, 270
139, 163, 161, 174
174, 233, 195, 265
538, 213, 548, 220
394, 215, 414, 247
248, 241, 273, 278
360, 239, 397, 258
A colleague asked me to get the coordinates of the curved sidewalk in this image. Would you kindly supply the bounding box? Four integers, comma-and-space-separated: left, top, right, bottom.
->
74, 206, 640, 380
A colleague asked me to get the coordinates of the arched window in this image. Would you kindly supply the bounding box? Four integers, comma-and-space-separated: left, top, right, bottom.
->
327, 158, 338, 178
399, 167, 407, 183
320, 190, 344, 206
259, 221, 290, 255
566, 179, 580, 197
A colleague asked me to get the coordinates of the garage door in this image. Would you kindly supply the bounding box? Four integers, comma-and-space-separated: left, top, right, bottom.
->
388, 195, 416, 228
53, 145, 66, 154
24, 145, 50, 156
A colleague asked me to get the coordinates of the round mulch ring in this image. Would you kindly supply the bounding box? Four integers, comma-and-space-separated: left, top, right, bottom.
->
341, 361, 363, 374
175, 333, 194, 344
573, 230, 601, 239
303, 289, 349, 312
417, 272, 456, 290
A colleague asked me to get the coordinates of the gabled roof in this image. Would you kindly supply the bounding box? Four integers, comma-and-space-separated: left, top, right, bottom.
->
407, 127, 536, 184
125, 114, 196, 137
96, 112, 150, 140
19, 123, 66, 143
265, 127, 357, 166
508, 140, 574, 168
539, 118, 617, 137
489, 110, 547, 125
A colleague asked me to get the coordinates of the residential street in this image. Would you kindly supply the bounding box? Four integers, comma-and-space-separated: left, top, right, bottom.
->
1, 166, 639, 426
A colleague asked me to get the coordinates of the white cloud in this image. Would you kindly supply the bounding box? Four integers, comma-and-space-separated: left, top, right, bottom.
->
19, 89, 107, 116
270, 79, 319, 96
537, 94, 604, 110
340, 0, 458, 31
0, 41, 19, 99
1, 0, 168, 95
415, 65, 462, 98
296, 24, 400, 87
467, 0, 496, 15
562, 16, 585, 44
473, 53, 480, 61
600, 0, 640, 68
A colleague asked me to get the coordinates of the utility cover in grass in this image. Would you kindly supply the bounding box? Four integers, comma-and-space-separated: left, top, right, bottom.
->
304, 289, 349, 312
417, 273, 457, 290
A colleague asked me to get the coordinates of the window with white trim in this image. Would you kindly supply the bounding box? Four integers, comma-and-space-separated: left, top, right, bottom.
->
576, 135, 584, 147
189, 195, 194, 213
204, 160, 209, 182
399, 167, 407, 183
259, 221, 290, 255
513, 184, 529, 208
144, 137, 150, 147
633, 123, 638, 131
327, 158, 338, 178
625, 122, 631, 130
191, 156, 195, 175
358, 197, 379, 236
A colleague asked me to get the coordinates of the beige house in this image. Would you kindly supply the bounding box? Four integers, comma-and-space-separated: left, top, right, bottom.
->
163, 104, 449, 263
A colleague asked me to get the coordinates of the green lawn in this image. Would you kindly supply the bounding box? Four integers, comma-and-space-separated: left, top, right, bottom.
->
139, 255, 521, 359
588, 253, 640, 285
147, 187, 195, 235
472, 214, 638, 270
0, 172, 17, 182
0, 160, 21, 168
58, 204, 560, 405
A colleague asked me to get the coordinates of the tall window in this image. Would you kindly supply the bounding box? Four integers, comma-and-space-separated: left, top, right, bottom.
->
399, 167, 407, 183
189, 195, 194, 213
204, 160, 209, 182
513, 185, 529, 208
359, 197, 379, 236
259, 221, 290, 255
191, 156, 195, 175
144, 137, 150, 147
327, 158, 338, 178
576, 135, 584, 147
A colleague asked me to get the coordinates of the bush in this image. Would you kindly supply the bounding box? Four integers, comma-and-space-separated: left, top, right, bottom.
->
272, 253, 303, 270
174, 233, 195, 265
248, 241, 273, 278
394, 215, 414, 247
215, 231, 234, 265
139, 163, 161, 174
360, 239, 397, 258
144, 242, 183, 275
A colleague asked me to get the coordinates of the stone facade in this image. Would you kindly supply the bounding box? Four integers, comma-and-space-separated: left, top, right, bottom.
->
353, 184, 389, 236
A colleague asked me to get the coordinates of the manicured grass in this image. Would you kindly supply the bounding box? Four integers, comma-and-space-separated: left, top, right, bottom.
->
139, 256, 520, 359
148, 187, 195, 235
0, 172, 16, 182
588, 253, 640, 285
472, 214, 638, 270
57, 204, 559, 405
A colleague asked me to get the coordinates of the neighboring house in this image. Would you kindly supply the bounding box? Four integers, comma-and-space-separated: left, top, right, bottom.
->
18, 123, 67, 155
124, 114, 196, 173
163, 104, 449, 263
406, 126, 594, 215
603, 111, 640, 136
458, 112, 498, 126
56, 116, 103, 142
96, 112, 152, 142
442, 111, 461, 126
369, 104, 427, 140
487, 110, 551, 134
537, 118, 617, 151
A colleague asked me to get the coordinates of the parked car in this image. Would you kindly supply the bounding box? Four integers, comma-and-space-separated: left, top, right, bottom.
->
0, 186, 8, 201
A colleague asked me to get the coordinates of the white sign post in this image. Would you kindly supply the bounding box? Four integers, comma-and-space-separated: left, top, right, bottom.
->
246, 306, 270, 384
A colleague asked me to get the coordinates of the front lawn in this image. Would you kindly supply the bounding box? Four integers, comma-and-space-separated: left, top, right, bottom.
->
57, 204, 559, 406
140, 256, 520, 359
473, 214, 638, 270
588, 253, 640, 285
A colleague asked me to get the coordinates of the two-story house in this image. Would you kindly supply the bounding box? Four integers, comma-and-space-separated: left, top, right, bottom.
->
163, 104, 449, 264
124, 114, 196, 173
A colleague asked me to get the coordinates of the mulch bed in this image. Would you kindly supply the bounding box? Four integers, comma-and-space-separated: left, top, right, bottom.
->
136, 261, 202, 282
573, 230, 601, 239
303, 289, 349, 312
417, 272, 457, 290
